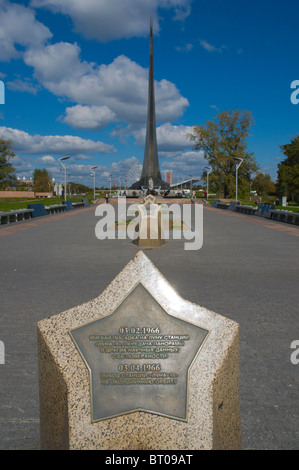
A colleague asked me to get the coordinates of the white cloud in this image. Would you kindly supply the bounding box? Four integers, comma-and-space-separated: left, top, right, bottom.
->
0, 2, 189, 133
11, 154, 34, 173
157, 123, 193, 150
160, 0, 192, 21
111, 156, 141, 177
0, 126, 116, 155
63, 105, 117, 130
38, 155, 57, 165
31, 0, 191, 41
13, 156, 112, 184
41, 162, 110, 185
73, 154, 93, 161
200, 40, 226, 53
0, 0, 52, 61
0, 0, 192, 169
175, 43, 194, 52
67, 163, 107, 177
133, 122, 192, 151
24, 41, 91, 86
6, 78, 40, 95
160, 150, 206, 181
24, 45, 189, 126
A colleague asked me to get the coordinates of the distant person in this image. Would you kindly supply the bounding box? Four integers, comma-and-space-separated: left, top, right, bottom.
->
192, 190, 196, 198
204, 190, 207, 199
105, 192, 109, 203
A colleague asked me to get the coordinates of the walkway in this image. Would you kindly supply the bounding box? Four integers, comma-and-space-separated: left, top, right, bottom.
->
0, 204, 298, 449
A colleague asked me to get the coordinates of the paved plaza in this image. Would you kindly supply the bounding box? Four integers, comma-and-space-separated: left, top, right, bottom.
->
0, 203, 298, 450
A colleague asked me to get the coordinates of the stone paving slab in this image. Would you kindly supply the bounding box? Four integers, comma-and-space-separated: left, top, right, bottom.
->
0, 204, 298, 450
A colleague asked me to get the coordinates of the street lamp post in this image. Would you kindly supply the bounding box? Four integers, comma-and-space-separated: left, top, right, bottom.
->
233, 157, 243, 201
189, 175, 193, 194
108, 174, 112, 198
59, 157, 70, 203
90, 166, 98, 200
67, 172, 71, 197
204, 166, 212, 199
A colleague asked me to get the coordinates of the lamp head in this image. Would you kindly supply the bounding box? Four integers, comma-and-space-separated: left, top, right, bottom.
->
233, 157, 244, 169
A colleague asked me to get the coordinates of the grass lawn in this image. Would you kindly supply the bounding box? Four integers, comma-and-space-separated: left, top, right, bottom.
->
274, 205, 299, 213
0, 195, 94, 212
206, 198, 299, 213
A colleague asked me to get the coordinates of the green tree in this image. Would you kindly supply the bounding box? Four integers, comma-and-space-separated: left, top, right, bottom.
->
69, 182, 92, 194
0, 138, 16, 189
33, 168, 51, 192
252, 172, 276, 196
276, 135, 299, 202
188, 110, 259, 198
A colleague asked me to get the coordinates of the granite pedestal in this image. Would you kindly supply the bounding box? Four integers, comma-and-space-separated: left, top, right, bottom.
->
37, 251, 241, 450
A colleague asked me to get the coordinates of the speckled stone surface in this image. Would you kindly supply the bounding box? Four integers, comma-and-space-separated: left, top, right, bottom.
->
37, 251, 241, 450
133, 197, 165, 247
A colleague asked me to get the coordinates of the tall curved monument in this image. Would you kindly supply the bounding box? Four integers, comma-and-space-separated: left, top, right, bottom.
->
131, 19, 170, 192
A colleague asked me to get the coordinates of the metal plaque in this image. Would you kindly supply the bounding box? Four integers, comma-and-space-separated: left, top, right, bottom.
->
69, 283, 209, 422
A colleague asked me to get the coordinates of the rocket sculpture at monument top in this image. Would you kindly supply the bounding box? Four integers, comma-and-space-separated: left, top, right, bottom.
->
131, 19, 170, 191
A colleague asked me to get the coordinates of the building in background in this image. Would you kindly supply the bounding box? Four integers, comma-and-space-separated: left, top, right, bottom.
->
165, 170, 173, 185
54, 183, 63, 196
16, 177, 33, 190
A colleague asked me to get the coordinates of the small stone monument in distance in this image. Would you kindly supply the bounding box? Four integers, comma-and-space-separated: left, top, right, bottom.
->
37, 251, 241, 450
133, 194, 165, 247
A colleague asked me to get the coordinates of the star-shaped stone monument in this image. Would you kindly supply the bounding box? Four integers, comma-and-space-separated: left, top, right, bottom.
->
70, 282, 209, 422
38, 251, 241, 450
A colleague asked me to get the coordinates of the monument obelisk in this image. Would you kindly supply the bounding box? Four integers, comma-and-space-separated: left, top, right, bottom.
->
131, 18, 170, 192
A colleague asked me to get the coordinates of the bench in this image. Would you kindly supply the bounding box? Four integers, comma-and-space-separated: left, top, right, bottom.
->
228, 201, 241, 211
62, 200, 73, 211
208, 198, 299, 226
0, 199, 92, 226
216, 202, 230, 210
0, 208, 34, 225
212, 199, 220, 208
72, 202, 85, 209
27, 203, 48, 217
44, 204, 67, 214
82, 198, 90, 207
268, 209, 299, 225
255, 204, 274, 218
235, 205, 258, 215
213, 201, 240, 211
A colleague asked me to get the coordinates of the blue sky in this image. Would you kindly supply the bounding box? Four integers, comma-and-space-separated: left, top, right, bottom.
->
0, 0, 298, 187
